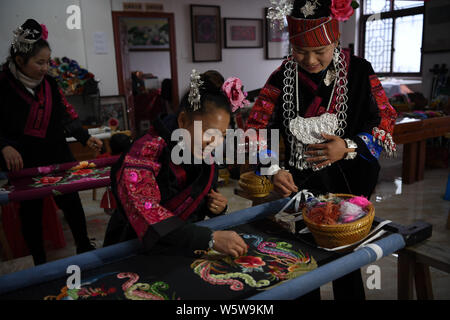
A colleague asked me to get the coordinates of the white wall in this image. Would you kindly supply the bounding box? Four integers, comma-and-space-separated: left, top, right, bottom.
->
0, 0, 118, 96
6, 0, 441, 101
112, 0, 285, 97
0, 0, 86, 67
1, 0, 287, 98
79, 0, 119, 96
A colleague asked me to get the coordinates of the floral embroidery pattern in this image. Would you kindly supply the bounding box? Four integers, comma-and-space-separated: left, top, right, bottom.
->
37, 176, 63, 185
234, 256, 266, 273
117, 272, 178, 300
117, 135, 175, 240
70, 161, 96, 171
44, 272, 118, 300
369, 75, 397, 155
44, 285, 117, 300
71, 169, 94, 176
245, 234, 315, 281
191, 234, 317, 291
357, 132, 382, 160
31, 165, 109, 188
119, 167, 174, 239
44, 272, 177, 300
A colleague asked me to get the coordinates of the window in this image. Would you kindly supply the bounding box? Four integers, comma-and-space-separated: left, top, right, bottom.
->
360, 0, 424, 76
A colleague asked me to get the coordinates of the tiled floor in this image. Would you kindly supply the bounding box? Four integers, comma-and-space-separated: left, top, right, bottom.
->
1, 145, 449, 299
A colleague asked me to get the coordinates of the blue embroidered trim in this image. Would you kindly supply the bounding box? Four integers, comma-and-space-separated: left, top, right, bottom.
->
357, 133, 382, 161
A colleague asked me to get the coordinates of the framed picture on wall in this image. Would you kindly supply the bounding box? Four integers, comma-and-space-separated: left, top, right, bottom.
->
265, 8, 290, 59
224, 18, 263, 49
122, 17, 170, 51
190, 5, 222, 62
99, 95, 129, 131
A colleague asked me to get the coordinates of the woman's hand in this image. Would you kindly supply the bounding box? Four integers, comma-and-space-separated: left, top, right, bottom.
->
305, 133, 348, 170
1, 146, 23, 172
212, 231, 248, 258
207, 189, 227, 214
86, 136, 103, 152
272, 169, 298, 197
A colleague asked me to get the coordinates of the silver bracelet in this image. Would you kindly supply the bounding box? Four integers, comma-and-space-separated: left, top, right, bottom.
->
208, 233, 215, 249
344, 138, 358, 160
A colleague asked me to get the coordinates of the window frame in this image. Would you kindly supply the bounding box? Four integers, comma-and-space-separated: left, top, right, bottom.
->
359, 0, 425, 77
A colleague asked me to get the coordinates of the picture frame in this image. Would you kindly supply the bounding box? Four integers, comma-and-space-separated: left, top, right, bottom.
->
190, 5, 222, 62
265, 8, 290, 59
99, 95, 129, 131
122, 17, 170, 51
224, 18, 263, 49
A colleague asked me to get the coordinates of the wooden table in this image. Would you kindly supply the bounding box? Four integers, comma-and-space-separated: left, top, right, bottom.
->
393, 116, 450, 184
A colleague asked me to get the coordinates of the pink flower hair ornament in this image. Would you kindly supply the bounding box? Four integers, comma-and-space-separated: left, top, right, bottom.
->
222, 77, 250, 113
330, 0, 359, 22
40, 24, 48, 40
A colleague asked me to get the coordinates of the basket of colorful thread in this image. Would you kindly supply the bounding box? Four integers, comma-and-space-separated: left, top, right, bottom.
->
302, 194, 375, 250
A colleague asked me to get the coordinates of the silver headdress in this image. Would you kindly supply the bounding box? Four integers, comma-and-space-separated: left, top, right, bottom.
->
12, 26, 40, 54
188, 69, 204, 112
300, 0, 321, 18
267, 0, 293, 30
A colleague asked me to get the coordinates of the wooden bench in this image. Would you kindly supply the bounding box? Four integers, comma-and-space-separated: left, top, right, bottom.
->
398, 239, 450, 299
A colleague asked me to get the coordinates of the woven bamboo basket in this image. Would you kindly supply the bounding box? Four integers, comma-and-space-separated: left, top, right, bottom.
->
302, 194, 375, 249
238, 171, 273, 198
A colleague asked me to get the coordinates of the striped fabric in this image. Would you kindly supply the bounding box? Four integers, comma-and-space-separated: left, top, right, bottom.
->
287, 16, 340, 47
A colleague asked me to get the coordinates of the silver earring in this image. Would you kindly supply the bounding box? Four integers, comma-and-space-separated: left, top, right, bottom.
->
333, 45, 341, 65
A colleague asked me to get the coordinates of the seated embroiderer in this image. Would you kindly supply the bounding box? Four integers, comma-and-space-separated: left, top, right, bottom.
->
104, 70, 249, 258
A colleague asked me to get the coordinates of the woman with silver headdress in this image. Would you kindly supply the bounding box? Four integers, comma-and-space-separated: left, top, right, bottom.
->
246, 0, 397, 299
0, 19, 103, 264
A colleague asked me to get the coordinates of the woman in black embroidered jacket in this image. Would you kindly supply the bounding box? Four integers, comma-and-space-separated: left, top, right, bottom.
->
104, 70, 249, 258
0, 19, 103, 264
246, 1, 397, 299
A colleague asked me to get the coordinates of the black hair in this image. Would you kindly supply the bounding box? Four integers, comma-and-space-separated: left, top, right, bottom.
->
109, 133, 132, 155
178, 70, 232, 119
291, 0, 332, 19
8, 19, 51, 66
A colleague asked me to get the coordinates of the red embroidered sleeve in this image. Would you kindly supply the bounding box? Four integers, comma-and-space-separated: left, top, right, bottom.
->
117, 135, 175, 240
58, 87, 79, 120
244, 80, 282, 153
369, 75, 398, 155
245, 84, 281, 131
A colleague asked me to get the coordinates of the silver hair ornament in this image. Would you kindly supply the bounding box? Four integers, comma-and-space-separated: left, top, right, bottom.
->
300, 0, 320, 18
267, 0, 293, 30
12, 27, 40, 54
188, 69, 204, 112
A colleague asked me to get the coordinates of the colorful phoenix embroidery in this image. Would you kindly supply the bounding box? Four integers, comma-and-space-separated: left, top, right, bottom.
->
191, 234, 317, 291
